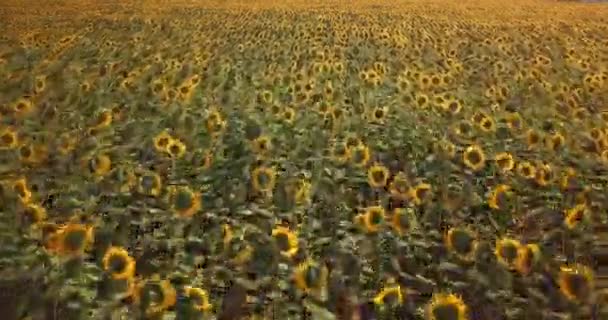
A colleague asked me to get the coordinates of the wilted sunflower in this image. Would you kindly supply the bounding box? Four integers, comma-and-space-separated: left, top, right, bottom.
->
445, 227, 477, 261
272, 225, 299, 258
103, 246, 136, 280
184, 286, 213, 312
251, 166, 277, 193
494, 152, 515, 172
425, 293, 468, 320
170, 186, 201, 217
293, 259, 328, 296
564, 203, 587, 229
391, 208, 417, 236
494, 237, 522, 270
558, 264, 594, 302
368, 164, 389, 188
462, 145, 485, 171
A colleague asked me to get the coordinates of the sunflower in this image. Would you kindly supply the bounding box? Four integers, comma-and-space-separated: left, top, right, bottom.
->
88, 154, 112, 177
0, 127, 18, 149
184, 286, 213, 312
391, 208, 417, 236
348, 144, 370, 167
21, 203, 47, 225
12, 97, 34, 115
534, 163, 554, 187
445, 227, 477, 261
558, 264, 594, 302
170, 186, 201, 217
331, 142, 349, 164
93, 109, 113, 129
153, 131, 173, 154
252, 135, 272, 155
409, 183, 432, 205
293, 259, 328, 296
272, 226, 299, 258
494, 152, 514, 172
494, 237, 522, 270
57, 133, 77, 156
560, 167, 579, 191
478, 116, 496, 133
12, 177, 32, 204
362, 205, 385, 233
505, 112, 523, 131
283, 107, 296, 125
444, 99, 462, 115
167, 139, 187, 159
251, 166, 277, 193
547, 132, 565, 152
564, 203, 587, 230
488, 184, 513, 210
56, 223, 94, 257
370, 106, 388, 123
133, 276, 177, 316
515, 243, 541, 276
206, 111, 226, 136
462, 145, 485, 171
389, 172, 411, 200
425, 293, 468, 320
368, 164, 389, 188
435, 139, 456, 159
294, 179, 312, 205
516, 161, 536, 179
373, 283, 404, 307
525, 129, 542, 149
103, 246, 136, 280
138, 172, 162, 197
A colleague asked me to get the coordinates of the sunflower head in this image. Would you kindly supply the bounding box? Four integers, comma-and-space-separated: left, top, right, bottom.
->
445, 227, 477, 260
389, 172, 411, 199
88, 154, 112, 177
368, 164, 389, 188
134, 277, 177, 316
463, 145, 485, 171
21, 203, 47, 225
103, 246, 136, 280
494, 152, 514, 172
272, 226, 299, 258
138, 172, 162, 197
391, 208, 417, 236
526, 129, 542, 149
57, 223, 94, 257
331, 142, 349, 164
534, 163, 554, 187
488, 184, 513, 210
373, 284, 404, 307
349, 144, 370, 167
251, 166, 277, 193
564, 204, 587, 230
425, 293, 468, 320
515, 243, 541, 276
410, 183, 432, 206
363, 205, 385, 233
12, 177, 32, 204
0, 127, 18, 149
252, 135, 272, 155
494, 237, 521, 269
558, 264, 594, 302
293, 259, 328, 295
184, 286, 213, 312
153, 131, 173, 153
171, 186, 201, 217
167, 139, 187, 159
206, 111, 226, 136
517, 161, 536, 180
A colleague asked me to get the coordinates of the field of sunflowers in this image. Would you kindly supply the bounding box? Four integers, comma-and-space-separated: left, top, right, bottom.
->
1, 0, 608, 319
